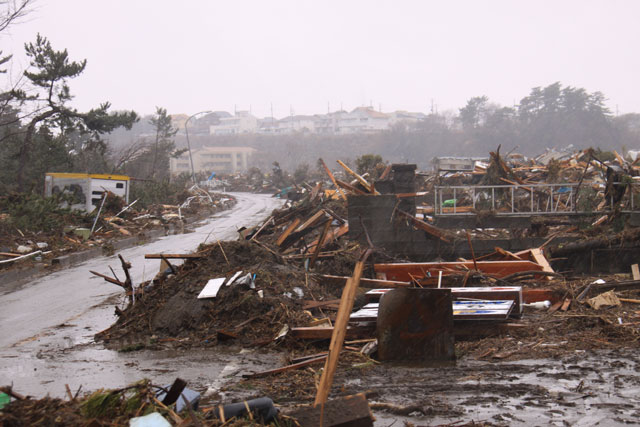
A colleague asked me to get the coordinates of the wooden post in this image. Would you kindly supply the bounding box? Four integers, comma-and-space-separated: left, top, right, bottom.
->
466, 231, 478, 271
336, 160, 378, 194
314, 250, 371, 406
320, 158, 347, 201
310, 220, 332, 268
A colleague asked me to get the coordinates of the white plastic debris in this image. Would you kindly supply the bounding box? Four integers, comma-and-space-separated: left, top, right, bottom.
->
293, 287, 304, 299
591, 279, 606, 285
36, 242, 49, 249
257, 290, 264, 299
522, 300, 551, 309
129, 412, 171, 427
236, 273, 255, 288
197, 278, 226, 299
226, 270, 243, 286
16, 245, 32, 254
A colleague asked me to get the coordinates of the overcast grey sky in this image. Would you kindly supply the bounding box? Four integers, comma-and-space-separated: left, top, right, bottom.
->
3, 0, 639, 118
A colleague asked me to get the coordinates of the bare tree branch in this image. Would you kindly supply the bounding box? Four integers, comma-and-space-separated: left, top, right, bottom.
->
0, 0, 34, 34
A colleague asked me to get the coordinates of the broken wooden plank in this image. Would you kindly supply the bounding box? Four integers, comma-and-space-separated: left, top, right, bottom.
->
90, 270, 125, 287
529, 247, 554, 280
276, 218, 301, 246
306, 223, 349, 254
315, 250, 370, 405
495, 247, 524, 260
250, 215, 273, 242
310, 220, 332, 268
395, 191, 429, 198
310, 182, 323, 201
320, 158, 347, 201
632, 264, 640, 281
395, 208, 451, 243
374, 260, 543, 282
291, 352, 329, 364
145, 253, 204, 259
379, 164, 392, 180
303, 299, 341, 310
317, 274, 412, 289
242, 355, 327, 378
335, 179, 368, 195
336, 160, 377, 194
295, 210, 327, 233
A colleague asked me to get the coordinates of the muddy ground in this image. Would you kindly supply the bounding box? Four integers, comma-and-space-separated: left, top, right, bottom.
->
4, 193, 640, 425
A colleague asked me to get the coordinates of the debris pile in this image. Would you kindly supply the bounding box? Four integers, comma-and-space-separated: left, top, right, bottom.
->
0, 189, 235, 272
96, 240, 348, 348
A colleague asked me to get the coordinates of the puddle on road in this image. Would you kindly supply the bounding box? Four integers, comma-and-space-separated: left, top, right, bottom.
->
2, 330, 640, 426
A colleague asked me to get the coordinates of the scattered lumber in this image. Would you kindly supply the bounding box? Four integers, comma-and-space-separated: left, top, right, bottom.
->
395, 208, 451, 243
319, 158, 347, 201
374, 260, 544, 282
242, 355, 327, 379
335, 179, 368, 195
336, 160, 378, 194
315, 250, 370, 406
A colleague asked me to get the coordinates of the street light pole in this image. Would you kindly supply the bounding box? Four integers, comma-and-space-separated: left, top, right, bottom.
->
184, 110, 212, 184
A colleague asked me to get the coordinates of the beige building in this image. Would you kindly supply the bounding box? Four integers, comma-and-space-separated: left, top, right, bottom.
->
170, 146, 256, 175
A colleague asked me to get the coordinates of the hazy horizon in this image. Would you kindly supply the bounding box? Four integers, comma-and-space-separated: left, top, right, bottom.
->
3, 0, 639, 118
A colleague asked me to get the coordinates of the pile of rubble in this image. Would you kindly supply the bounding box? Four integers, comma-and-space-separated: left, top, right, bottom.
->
6, 148, 640, 426
0, 188, 235, 272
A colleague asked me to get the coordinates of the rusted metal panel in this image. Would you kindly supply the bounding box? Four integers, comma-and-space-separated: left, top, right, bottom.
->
377, 288, 455, 362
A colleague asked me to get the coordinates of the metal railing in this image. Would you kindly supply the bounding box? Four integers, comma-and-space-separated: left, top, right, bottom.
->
433, 182, 640, 216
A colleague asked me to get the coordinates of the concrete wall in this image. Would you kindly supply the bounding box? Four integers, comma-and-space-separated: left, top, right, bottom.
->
347, 194, 575, 261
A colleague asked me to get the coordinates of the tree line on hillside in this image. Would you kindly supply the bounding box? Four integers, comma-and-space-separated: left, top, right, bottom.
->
2, 2, 640, 195
176, 85, 640, 173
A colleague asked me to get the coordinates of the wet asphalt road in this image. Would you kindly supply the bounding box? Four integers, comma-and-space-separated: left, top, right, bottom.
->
0, 192, 284, 396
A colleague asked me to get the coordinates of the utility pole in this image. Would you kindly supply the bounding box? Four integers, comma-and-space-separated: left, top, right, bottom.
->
185, 110, 212, 184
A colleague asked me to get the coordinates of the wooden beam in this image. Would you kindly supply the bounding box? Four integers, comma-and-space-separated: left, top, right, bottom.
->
395, 191, 428, 198
335, 179, 368, 195
336, 160, 378, 194
320, 158, 347, 201
310, 220, 332, 268
291, 326, 373, 340
303, 299, 341, 310
276, 218, 301, 246
395, 209, 451, 243
529, 248, 554, 281
306, 223, 349, 254
317, 274, 412, 289
90, 270, 125, 287
145, 253, 204, 259
374, 260, 544, 282
495, 247, 524, 260
379, 164, 392, 180
250, 215, 273, 242
315, 250, 370, 406
242, 355, 327, 379
295, 210, 326, 233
